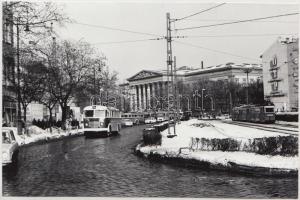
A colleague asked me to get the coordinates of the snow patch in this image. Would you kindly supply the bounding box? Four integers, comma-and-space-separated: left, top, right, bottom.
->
138, 119, 299, 171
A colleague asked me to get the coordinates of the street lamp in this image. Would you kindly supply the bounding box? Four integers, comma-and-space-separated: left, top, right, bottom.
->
201, 89, 206, 113
16, 17, 30, 135
242, 64, 254, 105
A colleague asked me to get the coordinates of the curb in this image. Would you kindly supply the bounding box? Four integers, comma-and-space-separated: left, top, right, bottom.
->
135, 143, 298, 177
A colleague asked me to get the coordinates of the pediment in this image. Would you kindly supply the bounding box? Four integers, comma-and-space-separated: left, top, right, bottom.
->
127, 70, 163, 81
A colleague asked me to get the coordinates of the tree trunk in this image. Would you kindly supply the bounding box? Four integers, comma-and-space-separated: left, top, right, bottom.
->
49, 106, 53, 133
61, 103, 67, 130
23, 105, 27, 123
22, 105, 27, 135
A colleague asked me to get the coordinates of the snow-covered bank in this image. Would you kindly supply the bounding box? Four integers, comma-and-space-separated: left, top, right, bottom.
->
16, 126, 84, 146
136, 119, 298, 175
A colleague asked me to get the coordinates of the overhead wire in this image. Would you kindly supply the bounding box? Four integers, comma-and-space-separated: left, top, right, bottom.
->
176, 33, 298, 38
174, 3, 226, 22
175, 12, 299, 31
73, 21, 163, 37
91, 37, 164, 45
174, 40, 260, 61
178, 19, 298, 23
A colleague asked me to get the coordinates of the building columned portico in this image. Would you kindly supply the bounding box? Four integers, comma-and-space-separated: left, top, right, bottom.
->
127, 70, 175, 112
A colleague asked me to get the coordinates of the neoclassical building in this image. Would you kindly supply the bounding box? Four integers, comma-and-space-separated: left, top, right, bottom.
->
125, 64, 263, 112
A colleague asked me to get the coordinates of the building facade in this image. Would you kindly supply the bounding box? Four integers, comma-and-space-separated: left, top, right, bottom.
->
261, 37, 298, 112
126, 64, 263, 112
2, 2, 17, 126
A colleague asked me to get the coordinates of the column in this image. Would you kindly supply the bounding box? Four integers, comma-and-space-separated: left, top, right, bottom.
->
144, 84, 149, 110
129, 86, 134, 111
133, 86, 137, 111
147, 84, 151, 109
143, 84, 147, 110
153, 82, 157, 98
144, 84, 148, 110
165, 81, 169, 97
159, 82, 163, 97
140, 85, 144, 111
135, 85, 139, 111
162, 81, 166, 98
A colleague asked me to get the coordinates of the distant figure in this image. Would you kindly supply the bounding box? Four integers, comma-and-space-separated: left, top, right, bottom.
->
32, 118, 37, 126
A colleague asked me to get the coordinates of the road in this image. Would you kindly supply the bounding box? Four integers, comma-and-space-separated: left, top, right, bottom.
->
2, 124, 298, 197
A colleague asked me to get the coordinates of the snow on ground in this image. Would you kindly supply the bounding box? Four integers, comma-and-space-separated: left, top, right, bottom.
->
209, 120, 289, 139
17, 126, 83, 146
276, 120, 299, 127
161, 119, 287, 149
138, 119, 299, 170
139, 145, 298, 170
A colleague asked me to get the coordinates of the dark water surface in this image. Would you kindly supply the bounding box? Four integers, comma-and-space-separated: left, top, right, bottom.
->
2, 125, 298, 197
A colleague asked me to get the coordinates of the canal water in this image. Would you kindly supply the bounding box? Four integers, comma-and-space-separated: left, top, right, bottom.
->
2, 125, 298, 197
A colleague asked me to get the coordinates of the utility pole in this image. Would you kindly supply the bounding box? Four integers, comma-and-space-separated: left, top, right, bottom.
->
166, 12, 173, 136
242, 65, 253, 105
173, 56, 177, 136
16, 17, 22, 135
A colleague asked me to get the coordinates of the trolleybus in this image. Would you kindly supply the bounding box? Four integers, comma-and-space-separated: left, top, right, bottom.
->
83, 105, 122, 136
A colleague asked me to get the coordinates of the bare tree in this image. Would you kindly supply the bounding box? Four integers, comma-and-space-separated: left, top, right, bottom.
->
4, 1, 70, 40
39, 84, 57, 132
11, 57, 46, 122
40, 39, 95, 130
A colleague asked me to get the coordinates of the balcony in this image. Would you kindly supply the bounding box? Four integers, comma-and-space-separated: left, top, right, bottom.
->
266, 90, 285, 97
268, 78, 282, 83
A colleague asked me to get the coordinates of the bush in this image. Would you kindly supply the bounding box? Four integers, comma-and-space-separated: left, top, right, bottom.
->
276, 114, 298, 122
143, 128, 162, 146
280, 136, 298, 156
190, 136, 298, 156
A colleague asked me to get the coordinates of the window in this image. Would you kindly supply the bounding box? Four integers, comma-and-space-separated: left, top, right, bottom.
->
270, 70, 278, 79
84, 110, 94, 117
94, 110, 106, 118
270, 56, 277, 68
10, 131, 15, 141
265, 107, 274, 113
271, 82, 278, 91
2, 131, 11, 144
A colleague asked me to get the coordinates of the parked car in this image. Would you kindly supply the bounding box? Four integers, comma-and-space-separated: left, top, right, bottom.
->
2, 127, 19, 166
121, 119, 134, 127
224, 114, 230, 119
145, 117, 157, 124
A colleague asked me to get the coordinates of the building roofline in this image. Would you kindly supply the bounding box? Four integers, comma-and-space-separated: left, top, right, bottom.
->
127, 69, 164, 81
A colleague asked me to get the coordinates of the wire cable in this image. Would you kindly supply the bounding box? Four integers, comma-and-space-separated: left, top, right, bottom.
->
174, 3, 226, 22
175, 12, 299, 31
177, 33, 298, 38
178, 19, 298, 23
174, 40, 260, 61
73, 22, 162, 37
91, 37, 164, 45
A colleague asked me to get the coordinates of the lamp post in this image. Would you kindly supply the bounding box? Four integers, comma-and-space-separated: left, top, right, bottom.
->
209, 96, 214, 111
242, 65, 253, 105
201, 89, 206, 113
16, 17, 30, 135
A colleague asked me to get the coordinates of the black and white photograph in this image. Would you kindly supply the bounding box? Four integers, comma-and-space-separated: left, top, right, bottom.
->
1, 0, 299, 198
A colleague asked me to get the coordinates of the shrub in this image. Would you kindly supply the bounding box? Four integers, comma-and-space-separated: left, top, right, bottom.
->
143, 128, 162, 146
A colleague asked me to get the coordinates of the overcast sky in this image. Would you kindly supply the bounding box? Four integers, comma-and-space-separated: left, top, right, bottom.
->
55, 1, 298, 83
